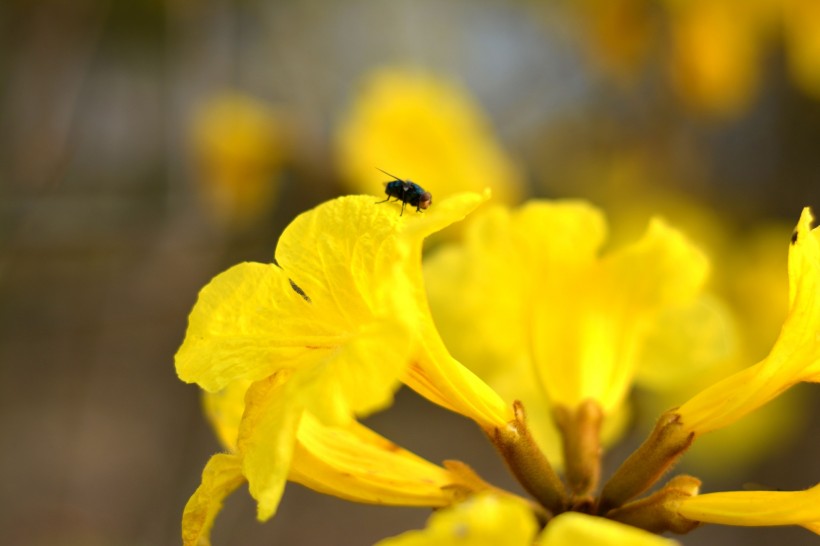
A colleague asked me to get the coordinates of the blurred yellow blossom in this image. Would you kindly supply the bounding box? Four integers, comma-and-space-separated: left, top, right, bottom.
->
572, 0, 655, 83
191, 92, 288, 229
784, 0, 820, 98
335, 67, 523, 205
666, 0, 771, 116
564, 0, 820, 115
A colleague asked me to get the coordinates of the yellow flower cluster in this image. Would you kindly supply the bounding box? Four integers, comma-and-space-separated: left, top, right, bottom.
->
176, 191, 819, 544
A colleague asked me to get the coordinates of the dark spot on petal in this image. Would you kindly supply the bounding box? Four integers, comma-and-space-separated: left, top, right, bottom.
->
289, 278, 311, 302
791, 231, 799, 244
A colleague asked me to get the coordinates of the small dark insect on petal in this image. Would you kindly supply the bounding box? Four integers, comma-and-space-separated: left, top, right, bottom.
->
791, 231, 799, 245
375, 168, 432, 216
289, 278, 311, 302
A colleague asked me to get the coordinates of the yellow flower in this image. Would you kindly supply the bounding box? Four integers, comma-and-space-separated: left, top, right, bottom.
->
335, 67, 523, 206
190, 92, 288, 229
177, 192, 516, 541
424, 200, 708, 481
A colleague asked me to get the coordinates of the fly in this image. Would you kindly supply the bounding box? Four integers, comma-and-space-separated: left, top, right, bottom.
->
375, 168, 432, 216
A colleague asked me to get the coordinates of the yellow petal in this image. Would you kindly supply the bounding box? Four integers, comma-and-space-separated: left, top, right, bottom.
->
203, 378, 465, 512
274, 195, 410, 313
678, 208, 820, 434
176, 262, 320, 392
405, 341, 513, 432
289, 413, 466, 507
204, 316, 416, 508
426, 201, 606, 380
202, 379, 251, 452
673, 483, 820, 533
303, 318, 414, 424
401, 189, 492, 246
544, 217, 707, 412
536, 512, 679, 546
181, 453, 245, 546
376, 190, 514, 431
236, 373, 302, 521
374, 493, 538, 546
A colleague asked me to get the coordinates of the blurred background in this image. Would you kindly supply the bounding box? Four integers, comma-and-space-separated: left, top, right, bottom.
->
1, 1, 819, 545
